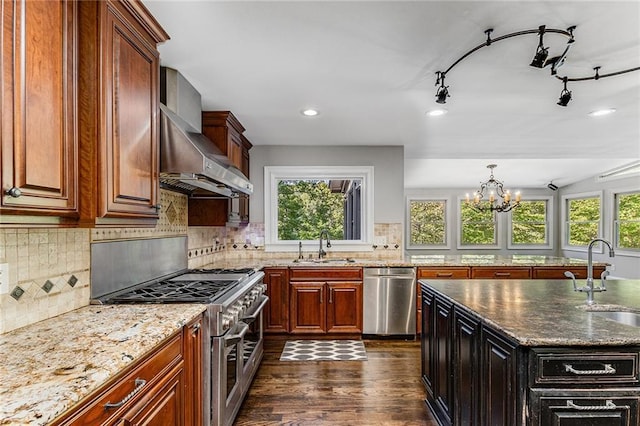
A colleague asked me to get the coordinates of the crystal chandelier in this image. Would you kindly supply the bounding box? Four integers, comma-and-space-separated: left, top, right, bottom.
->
466, 164, 521, 213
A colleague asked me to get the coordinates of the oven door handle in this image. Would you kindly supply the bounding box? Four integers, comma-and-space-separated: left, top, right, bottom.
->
240, 295, 269, 325
224, 322, 249, 347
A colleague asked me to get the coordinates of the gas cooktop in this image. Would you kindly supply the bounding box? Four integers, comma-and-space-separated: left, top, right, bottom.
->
103, 268, 257, 305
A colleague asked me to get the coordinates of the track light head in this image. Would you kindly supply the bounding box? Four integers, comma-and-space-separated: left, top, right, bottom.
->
557, 77, 572, 106
557, 89, 572, 106
530, 46, 549, 68
435, 85, 449, 104
547, 182, 558, 191
530, 25, 548, 68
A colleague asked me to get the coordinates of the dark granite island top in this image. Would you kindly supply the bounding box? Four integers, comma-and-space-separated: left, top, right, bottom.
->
419, 279, 640, 425
420, 279, 640, 346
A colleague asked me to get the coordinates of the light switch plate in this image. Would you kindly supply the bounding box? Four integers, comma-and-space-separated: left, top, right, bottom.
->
0, 263, 9, 294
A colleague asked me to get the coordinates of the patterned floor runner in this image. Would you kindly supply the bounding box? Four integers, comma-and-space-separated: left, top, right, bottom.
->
279, 340, 367, 361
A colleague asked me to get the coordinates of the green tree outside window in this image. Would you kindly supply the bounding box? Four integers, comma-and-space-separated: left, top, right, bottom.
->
460, 202, 496, 245
511, 200, 548, 245
277, 180, 344, 240
566, 196, 600, 246
615, 192, 640, 250
409, 200, 446, 245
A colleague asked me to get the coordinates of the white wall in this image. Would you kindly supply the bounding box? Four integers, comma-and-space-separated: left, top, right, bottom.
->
559, 174, 640, 279
249, 145, 404, 224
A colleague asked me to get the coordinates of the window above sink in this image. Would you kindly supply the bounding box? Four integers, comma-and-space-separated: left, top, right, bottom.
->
264, 166, 374, 252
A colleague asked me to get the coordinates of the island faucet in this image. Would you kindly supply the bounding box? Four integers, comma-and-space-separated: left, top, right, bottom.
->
587, 238, 615, 288
318, 229, 331, 259
569, 238, 615, 305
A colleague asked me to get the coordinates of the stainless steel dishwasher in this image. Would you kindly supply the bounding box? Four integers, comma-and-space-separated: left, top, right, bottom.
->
363, 267, 416, 336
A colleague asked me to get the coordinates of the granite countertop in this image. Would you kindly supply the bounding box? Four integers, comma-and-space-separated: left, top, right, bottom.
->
420, 279, 640, 347
0, 304, 206, 425
234, 254, 605, 269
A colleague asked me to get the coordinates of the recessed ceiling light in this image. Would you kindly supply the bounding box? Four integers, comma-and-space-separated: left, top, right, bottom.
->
427, 108, 448, 117
588, 108, 616, 117
301, 108, 319, 117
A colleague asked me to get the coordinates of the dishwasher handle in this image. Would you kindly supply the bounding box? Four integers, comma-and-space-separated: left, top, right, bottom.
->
366, 275, 415, 280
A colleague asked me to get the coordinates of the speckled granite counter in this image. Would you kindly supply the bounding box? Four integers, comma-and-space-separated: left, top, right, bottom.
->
420, 279, 640, 347
213, 254, 605, 269
0, 304, 206, 425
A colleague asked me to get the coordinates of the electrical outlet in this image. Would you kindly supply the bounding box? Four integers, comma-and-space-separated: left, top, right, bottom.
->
0, 263, 9, 294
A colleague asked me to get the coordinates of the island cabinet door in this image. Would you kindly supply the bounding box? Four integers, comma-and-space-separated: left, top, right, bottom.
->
432, 296, 454, 425
530, 390, 640, 426
421, 288, 435, 397
453, 310, 480, 426
480, 327, 520, 426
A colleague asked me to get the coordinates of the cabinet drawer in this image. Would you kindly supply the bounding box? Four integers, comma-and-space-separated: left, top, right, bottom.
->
417, 267, 470, 279
57, 333, 183, 425
530, 389, 640, 426
530, 349, 640, 386
471, 267, 531, 279
289, 267, 362, 281
532, 266, 606, 279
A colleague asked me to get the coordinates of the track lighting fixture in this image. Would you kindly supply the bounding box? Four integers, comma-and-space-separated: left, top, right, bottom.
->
557, 77, 572, 107
547, 182, 558, 191
529, 25, 549, 68
435, 72, 449, 104
434, 25, 639, 107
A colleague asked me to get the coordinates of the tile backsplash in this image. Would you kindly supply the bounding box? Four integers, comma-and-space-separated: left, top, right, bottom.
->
0, 228, 90, 333
1, 189, 403, 333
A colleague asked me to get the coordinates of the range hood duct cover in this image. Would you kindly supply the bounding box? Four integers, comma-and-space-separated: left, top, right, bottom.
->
159, 68, 253, 197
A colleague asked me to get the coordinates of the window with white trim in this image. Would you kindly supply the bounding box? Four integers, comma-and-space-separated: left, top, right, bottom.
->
264, 166, 374, 251
564, 194, 601, 247
458, 200, 497, 248
614, 191, 640, 252
407, 199, 447, 248
508, 198, 552, 249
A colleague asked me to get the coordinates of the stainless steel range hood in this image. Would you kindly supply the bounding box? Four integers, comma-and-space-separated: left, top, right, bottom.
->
159, 67, 253, 197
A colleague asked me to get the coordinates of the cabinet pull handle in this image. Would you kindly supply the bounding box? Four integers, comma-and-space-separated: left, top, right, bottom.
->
104, 378, 146, 409
319, 288, 323, 304
565, 399, 619, 411
436, 273, 453, 277
494, 272, 511, 277
191, 323, 201, 335
5, 187, 21, 198
329, 288, 333, 304
564, 363, 616, 375
152, 204, 162, 212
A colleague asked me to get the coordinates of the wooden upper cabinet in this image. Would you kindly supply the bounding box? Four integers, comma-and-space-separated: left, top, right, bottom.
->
78, 0, 169, 226
201, 111, 245, 170
1, 0, 78, 222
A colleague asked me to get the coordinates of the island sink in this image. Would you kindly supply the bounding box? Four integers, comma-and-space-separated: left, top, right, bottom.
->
592, 311, 640, 327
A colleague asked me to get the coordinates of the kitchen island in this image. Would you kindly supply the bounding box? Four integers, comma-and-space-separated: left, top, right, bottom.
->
420, 279, 640, 425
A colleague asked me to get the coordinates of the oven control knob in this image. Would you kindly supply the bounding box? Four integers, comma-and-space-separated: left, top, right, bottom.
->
222, 314, 234, 329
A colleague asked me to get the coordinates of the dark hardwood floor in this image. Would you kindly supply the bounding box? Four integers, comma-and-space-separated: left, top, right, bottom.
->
234, 338, 438, 425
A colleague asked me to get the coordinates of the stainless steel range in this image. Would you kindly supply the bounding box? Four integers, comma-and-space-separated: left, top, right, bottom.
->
91, 237, 267, 426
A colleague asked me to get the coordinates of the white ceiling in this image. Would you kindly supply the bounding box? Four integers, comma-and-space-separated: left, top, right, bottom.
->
144, 0, 640, 191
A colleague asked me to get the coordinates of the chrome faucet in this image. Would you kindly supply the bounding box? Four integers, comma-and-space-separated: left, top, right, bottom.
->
567, 238, 615, 305
318, 229, 331, 259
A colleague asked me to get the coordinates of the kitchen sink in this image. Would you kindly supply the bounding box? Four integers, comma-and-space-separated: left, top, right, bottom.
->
592, 311, 640, 327
292, 258, 356, 264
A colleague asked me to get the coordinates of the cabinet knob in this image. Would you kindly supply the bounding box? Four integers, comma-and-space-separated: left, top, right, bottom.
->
153, 204, 162, 211
5, 187, 22, 198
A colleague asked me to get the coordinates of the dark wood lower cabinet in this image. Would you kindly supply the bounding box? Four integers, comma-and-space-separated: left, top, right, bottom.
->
421, 283, 640, 426
454, 310, 480, 426
481, 328, 519, 426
